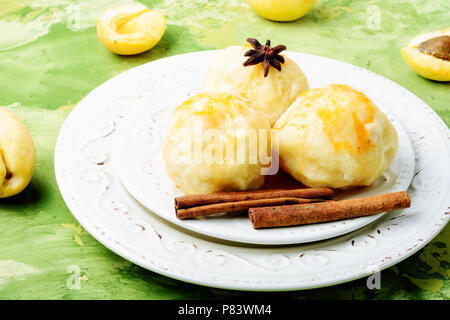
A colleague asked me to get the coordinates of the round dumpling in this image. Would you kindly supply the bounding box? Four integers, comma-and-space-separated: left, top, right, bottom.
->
273, 84, 398, 189
201, 45, 309, 125
163, 92, 272, 194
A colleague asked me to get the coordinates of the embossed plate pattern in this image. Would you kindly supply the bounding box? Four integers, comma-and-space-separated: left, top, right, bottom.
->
112, 52, 415, 245
55, 51, 450, 291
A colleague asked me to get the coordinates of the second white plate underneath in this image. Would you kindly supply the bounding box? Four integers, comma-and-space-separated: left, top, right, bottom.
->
112, 50, 415, 245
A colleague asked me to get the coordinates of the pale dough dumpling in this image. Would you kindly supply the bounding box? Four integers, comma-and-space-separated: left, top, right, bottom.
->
201, 45, 309, 125
274, 84, 398, 189
163, 92, 272, 194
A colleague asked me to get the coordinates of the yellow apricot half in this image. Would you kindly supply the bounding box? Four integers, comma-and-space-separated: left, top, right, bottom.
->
0, 108, 36, 198
247, 0, 316, 22
401, 28, 450, 81
97, 4, 166, 55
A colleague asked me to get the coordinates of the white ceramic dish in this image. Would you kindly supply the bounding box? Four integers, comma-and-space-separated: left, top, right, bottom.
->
55, 51, 450, 291
112, 51, 415, 245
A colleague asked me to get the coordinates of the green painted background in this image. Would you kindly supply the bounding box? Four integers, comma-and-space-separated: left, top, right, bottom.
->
0, 0, 449, 299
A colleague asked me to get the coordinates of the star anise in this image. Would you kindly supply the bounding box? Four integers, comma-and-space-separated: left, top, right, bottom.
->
243, 38, 287, 77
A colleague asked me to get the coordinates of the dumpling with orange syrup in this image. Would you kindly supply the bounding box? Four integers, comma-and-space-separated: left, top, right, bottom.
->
273, 84, 398, 189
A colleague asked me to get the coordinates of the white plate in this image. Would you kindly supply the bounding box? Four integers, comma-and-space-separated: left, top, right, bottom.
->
112, 51, 415, 245
55, 51, 450, 291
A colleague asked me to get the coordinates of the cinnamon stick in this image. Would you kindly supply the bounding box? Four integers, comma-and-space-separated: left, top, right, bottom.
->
175, 188, 334, 209
176, 197, 327, 220
249, 191, 411, 229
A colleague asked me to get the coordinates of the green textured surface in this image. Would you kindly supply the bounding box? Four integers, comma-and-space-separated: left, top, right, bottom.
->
0, 0, 449, 300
